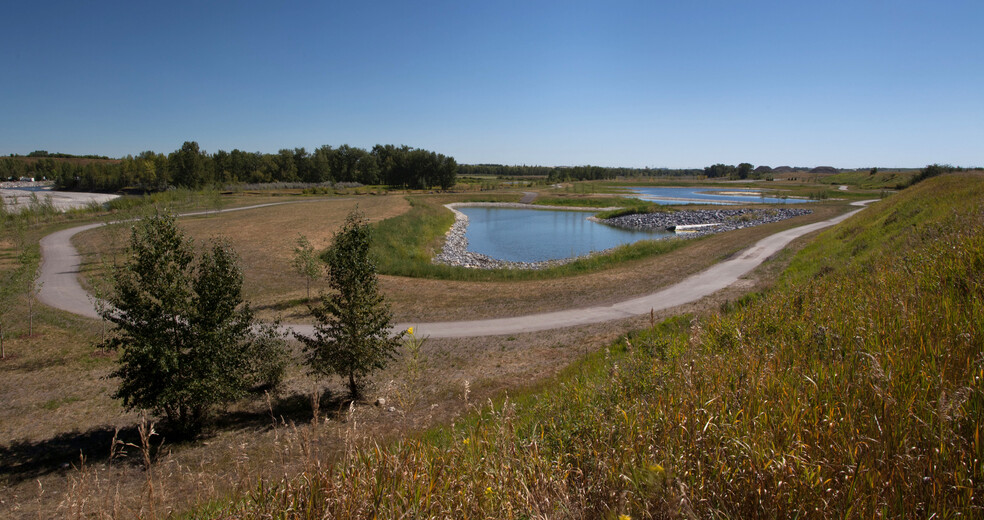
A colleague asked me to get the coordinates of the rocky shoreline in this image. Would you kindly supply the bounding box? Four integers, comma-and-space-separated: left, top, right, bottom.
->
600, 208, 813, 236
431, 203, 610, 270
432, 203, 812, 270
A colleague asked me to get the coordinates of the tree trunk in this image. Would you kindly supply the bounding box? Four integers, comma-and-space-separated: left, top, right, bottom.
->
348, 371, 358, 399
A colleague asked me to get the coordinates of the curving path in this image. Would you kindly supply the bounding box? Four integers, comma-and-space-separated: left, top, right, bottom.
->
38, 202, 313, 320
38, 199, 875, 338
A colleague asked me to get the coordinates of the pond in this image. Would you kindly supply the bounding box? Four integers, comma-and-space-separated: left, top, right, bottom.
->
625, 186, 812, 205
457, 206, 672, 263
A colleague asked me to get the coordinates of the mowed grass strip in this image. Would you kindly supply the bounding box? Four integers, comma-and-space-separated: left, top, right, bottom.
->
214, 172, 984, 518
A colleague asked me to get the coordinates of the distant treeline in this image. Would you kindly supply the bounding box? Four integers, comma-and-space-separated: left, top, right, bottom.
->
458, 164, 704, 181
18, 150, 113, 160
1, 142, 457, 192
457, 163, 874, 182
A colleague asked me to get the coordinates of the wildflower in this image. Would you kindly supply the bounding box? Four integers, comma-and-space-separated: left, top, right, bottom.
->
463, 437, 470, 445
407, 326, 414, 335
619, 515, 631, 520
485, 486, 493, 495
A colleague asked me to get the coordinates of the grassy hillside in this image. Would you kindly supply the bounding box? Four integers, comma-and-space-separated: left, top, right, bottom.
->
214, 172, 983, 518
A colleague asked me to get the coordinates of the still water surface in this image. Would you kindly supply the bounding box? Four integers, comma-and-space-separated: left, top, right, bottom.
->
626, 186, 812, 205
458, 207, 671, 263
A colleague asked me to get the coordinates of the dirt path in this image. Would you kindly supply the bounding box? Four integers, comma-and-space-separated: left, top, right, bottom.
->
39, 198, 875, 338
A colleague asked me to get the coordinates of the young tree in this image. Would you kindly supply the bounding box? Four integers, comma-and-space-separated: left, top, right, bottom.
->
19, 247, 40, 337
291, 234, 321, 300
0, 266, 23, 359
295, 210, 402, 398
101, 212, 286, 435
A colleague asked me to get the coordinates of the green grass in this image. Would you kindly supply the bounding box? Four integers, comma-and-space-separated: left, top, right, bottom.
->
370, 196, 692, 282
530, 196, 627, 208
213, 172, 984, 518
594, 202, 676, 219
823, 169, 919, 190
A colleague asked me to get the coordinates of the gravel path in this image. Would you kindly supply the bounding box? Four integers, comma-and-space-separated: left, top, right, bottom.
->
37, 199, 875, 339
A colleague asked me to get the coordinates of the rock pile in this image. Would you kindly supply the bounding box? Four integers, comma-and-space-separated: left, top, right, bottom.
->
601, 208, 812, 236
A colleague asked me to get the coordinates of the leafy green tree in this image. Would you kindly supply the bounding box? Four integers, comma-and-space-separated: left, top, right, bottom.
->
704, 163, 736, 178
295, 210, 401, 398
169, 141, 210, 188
736, 163, 753, 180
101, 212, 286, 435
273, 149, 299, 181
292, 234, 321, 300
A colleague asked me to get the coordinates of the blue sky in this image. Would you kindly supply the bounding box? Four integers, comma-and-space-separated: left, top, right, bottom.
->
2, 0, 981, 168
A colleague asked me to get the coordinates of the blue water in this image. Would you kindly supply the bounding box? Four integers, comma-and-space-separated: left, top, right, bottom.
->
626, 186, 812, 205
458, 207, 672, 263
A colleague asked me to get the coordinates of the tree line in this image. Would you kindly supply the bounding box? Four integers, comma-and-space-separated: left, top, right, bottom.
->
1, 142, 457, 192
458, 164, 705, 181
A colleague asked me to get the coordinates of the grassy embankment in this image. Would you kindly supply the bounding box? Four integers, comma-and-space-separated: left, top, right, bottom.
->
215, 172, 983, 518
822, 169, 919, 190
371, 196, 694, 282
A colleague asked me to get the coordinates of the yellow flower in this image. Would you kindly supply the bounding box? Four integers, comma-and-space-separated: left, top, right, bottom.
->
618, 515, 631, 520
485, 486, 493, 495
462, 437, 470, 445
407, 327, 414, 335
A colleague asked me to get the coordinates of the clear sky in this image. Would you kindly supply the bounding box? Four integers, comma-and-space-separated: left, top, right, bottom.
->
2, 0, 981, 168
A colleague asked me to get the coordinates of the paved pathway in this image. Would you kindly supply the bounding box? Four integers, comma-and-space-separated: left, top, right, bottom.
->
38, 201, 309, 319
37, 199, 875, 338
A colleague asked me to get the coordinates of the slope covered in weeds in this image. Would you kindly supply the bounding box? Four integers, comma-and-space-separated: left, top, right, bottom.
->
216, 173, 983, 518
